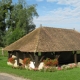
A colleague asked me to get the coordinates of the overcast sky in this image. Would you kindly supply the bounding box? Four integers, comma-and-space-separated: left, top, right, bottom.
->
13, 0, 80, 31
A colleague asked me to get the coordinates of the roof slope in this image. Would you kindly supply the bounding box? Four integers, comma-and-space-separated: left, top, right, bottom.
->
4, 27, 80, 52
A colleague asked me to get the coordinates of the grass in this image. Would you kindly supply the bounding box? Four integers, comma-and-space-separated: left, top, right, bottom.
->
0, 56, 80, 80
0, 48, 80, 80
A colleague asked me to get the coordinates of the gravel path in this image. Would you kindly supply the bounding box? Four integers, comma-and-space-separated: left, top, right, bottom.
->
0, 73, 30, 80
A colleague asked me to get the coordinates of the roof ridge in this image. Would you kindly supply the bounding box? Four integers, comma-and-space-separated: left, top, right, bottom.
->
42, 26, 75, 31
34, 27, 42, 52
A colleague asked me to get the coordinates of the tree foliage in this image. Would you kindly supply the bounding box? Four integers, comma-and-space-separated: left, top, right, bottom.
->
0, 0, 38, 46
0, 0, 12, 46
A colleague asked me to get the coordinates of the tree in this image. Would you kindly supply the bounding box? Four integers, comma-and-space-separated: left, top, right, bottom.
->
4, 0, 38, 45
0, 0, 12, 46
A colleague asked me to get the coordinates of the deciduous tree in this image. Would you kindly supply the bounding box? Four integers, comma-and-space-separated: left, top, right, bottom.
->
4, 0, 38, 45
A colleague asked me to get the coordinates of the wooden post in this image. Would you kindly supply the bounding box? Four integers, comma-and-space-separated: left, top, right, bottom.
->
2, 48, 4, 56
8, 51, 12, 59
34, 53, 39, 68
8, 51, 10, 59
16, 51, 19, 65
24, 52, 26, 58
74, 51, 77, 64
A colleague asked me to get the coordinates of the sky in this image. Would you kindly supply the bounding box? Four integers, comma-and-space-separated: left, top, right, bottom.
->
13, 0, 80, 31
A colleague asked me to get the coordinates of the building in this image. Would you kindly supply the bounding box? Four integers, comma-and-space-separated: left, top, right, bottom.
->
4, 27, 80, 67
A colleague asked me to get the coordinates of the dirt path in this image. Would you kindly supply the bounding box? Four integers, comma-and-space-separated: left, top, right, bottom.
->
0, 73, 30, 80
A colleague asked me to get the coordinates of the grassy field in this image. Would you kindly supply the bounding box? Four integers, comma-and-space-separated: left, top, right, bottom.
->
0, 48, 80, 80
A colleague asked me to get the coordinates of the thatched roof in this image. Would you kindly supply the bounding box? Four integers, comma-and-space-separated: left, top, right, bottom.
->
4, 27, 80, 52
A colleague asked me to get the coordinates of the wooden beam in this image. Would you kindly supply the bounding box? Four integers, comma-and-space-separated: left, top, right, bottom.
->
74, 51, 77, 64
39, 52, 46, 63
16, 51, 19, 65
34, 53, 39, 68
29, 53, 34, 62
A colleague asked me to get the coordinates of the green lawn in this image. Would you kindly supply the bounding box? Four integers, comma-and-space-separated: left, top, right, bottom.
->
0, 56, 80, 80
0, 48, 80, 80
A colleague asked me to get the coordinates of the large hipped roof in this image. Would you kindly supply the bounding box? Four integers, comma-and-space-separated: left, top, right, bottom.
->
4, 27, 80, 52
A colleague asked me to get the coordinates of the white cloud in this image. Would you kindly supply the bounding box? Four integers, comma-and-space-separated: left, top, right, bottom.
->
47, 0, 80, 7
34, 0, 80, 31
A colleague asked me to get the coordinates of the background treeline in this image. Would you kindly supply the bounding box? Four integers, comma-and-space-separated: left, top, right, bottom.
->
0, 0, 38, 47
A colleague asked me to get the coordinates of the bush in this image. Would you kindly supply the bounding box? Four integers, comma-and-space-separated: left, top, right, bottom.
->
43, 58, 58, 66
8, 57, 15, 64
23, 58, 30, 65
40, 66, 57, 72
